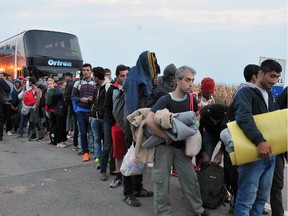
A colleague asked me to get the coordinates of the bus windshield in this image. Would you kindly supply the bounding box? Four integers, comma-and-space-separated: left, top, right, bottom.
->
24, 30, 82, 60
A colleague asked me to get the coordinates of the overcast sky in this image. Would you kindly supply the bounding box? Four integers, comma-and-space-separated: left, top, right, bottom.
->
1, 0, 287, 84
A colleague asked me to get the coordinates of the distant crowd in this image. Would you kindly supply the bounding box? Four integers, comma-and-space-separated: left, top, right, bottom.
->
0, 51, 287, 216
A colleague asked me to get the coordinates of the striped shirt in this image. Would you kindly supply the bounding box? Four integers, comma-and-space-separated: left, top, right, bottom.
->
71, 79, 95, 112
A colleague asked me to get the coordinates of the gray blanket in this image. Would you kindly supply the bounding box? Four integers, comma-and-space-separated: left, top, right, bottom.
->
142, 111, 198, 148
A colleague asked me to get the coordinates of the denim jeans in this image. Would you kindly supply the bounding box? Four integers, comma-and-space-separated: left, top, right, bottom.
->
75, 121, 93, 150
100, 120, 113, 173
77, 111, 90, 154
90, 118, 104, 159
203, 131, 220, 158
18, 113, 30, 137
235, 156, 275, 216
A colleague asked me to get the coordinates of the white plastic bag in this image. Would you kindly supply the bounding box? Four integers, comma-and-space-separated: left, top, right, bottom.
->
120, 145, 145, 176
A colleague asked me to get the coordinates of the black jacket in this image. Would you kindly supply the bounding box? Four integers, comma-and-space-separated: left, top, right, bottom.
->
65, 80, 75, 106
0, 78, 11, 103
199, 104, 228, 137
276, 87, 287, 109
54, 86, 67, 116
90, 84, 107, 119
104, 84, 119, 126
234, 87, 278, 146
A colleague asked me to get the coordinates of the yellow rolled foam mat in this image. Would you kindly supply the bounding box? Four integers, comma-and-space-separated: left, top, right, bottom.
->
228, 109, 288, 165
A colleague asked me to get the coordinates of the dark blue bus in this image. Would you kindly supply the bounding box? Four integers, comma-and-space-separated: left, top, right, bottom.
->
0, 29, 83, 79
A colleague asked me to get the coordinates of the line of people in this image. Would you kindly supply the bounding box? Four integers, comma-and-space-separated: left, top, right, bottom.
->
0, 54, 287, 216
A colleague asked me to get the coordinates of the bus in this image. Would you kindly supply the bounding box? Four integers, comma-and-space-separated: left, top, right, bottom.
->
0, 29, 83, 79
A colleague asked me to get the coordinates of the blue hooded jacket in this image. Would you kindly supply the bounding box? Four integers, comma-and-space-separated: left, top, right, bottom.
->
124, 51, 156, 115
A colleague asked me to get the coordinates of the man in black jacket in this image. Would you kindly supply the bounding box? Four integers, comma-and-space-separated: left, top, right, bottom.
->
104, 64, 128, 188
233, 59, 282, 216
64, 72, 75, 135
90, 67, 112, 181
270, 86, 287, 216
199, 104, 228, 165
0, 73, 14, 141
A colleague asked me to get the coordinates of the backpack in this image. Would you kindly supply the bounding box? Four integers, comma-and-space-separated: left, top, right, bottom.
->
199, 164, 226, 209
65, 80, 76, 105
112, 89, 125, 131
139, 85, 168, 108
94, 85, 107, 119
23, 89, 36, 106
46, 88, 56, 106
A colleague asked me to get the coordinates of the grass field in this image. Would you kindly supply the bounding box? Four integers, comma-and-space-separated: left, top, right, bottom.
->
194, 83, 238, 105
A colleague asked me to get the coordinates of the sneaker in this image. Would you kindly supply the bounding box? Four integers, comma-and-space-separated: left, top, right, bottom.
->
36, 137, 45, 141
134, 189, 154, 197
7, 131, 12, 136
17, 135, 23, 139
123, 195, 141, 207
95, 158, 101, 169
82, 152, 90, 162
99, 172, 108, 181
63, 141, 72, 146
47, 140, 52, 145
89, 147, 94, 154
171, 170, 178, 177
29, 136, 37, 141
110, 178, 122, 188
57, 142, 67, 148
72, 146, 78, 151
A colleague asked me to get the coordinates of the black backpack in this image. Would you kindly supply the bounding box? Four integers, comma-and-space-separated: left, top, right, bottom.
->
199, 164, 226, 209
138, 85, 167, 109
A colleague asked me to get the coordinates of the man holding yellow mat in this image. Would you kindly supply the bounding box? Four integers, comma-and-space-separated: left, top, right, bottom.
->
233, 59, 282, 216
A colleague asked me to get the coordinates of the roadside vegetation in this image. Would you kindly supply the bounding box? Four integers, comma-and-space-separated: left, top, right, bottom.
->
194, 83, 238, 105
